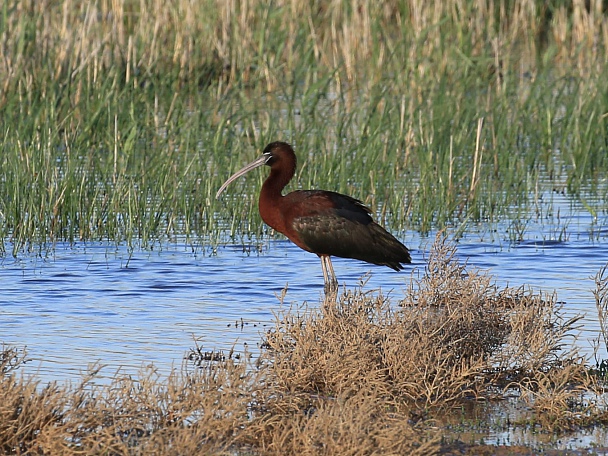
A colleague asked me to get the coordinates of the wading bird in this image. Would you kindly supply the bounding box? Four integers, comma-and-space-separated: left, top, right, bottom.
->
216, 142, 411, 293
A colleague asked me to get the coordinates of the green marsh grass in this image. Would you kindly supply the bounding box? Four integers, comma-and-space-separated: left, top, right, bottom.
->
0, 0, 607, 252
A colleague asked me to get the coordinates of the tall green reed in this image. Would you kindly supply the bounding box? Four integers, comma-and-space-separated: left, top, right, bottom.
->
1, 0, 607, 254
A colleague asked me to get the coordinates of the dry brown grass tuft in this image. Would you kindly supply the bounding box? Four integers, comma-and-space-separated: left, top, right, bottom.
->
247, 388, 440, 455
0, 344, 27, 376
263, 234, 584, 413
594, 263, 608, 353
1, 360, 257, 455
2, 236, 606, 454
518, 359, 608, 432
0, 373, 66, 454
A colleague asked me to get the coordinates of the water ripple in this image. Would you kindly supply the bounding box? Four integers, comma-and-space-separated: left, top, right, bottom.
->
0, 229, 607, 383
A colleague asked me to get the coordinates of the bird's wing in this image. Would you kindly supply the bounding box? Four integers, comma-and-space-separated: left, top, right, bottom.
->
285, 191, 409, 269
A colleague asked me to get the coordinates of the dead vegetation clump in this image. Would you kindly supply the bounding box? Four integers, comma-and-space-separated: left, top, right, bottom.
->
0, 354, 439, 454
263, 236, 588, 412
1, 237, 607, 454
0, 360, 257, 455
595, 263, 608, 359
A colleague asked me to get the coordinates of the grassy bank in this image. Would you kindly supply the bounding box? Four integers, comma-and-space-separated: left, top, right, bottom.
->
1, 0, 607, 253
2, 237, 607, 454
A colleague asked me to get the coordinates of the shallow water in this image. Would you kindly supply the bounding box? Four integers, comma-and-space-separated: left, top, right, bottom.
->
0, 186, 607, 387
1, 200, 608, 450
1, 225, 607, 386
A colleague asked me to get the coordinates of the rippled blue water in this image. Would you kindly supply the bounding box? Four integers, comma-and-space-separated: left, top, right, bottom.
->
1, 199, 607, 385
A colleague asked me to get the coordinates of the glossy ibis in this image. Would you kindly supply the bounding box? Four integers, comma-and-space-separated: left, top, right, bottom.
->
216, 142, 411, 293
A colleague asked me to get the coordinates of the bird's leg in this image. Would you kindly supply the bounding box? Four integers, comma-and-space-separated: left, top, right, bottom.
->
325, 256, 338, 291
320, 255, 330, 290
320, 255, 338, 295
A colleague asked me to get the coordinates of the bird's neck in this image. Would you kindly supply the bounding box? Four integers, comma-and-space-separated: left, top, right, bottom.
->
258, 167, 293, 233
262, 166, 293, 198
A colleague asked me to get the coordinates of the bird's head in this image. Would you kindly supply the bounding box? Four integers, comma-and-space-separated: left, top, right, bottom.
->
216, 141, 297, 199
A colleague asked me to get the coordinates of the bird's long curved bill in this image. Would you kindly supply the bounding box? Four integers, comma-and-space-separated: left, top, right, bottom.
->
215, 155, 268, 199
